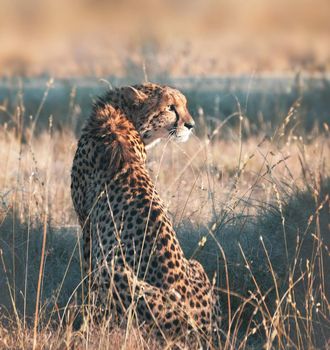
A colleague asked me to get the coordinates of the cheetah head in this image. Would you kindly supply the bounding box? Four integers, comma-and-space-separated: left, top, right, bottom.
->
119, 83, 195, 149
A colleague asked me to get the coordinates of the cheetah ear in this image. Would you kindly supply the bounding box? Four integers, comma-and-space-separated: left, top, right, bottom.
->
121, 86, 148, 107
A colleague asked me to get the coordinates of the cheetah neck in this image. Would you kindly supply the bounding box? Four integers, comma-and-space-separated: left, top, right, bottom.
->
102, 89, 152, 142
84, 103, 147, 174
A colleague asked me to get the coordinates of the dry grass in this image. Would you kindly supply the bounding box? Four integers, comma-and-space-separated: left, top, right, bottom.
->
0, 82, 329, 348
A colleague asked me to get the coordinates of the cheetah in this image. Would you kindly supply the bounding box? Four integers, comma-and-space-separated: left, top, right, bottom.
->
71, 83, 220, 346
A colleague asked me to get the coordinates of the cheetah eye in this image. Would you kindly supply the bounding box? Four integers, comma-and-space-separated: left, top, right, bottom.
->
167, 104, 176, 112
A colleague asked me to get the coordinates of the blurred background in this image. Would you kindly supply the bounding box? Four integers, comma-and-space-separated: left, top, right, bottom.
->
1, 0, 329, 78
0, 3, 329, 348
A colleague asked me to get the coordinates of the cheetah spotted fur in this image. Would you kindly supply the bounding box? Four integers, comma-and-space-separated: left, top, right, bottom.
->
71, 83, 220, 345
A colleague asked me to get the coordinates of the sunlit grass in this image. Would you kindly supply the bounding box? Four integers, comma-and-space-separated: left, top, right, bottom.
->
0, 82, 329, 348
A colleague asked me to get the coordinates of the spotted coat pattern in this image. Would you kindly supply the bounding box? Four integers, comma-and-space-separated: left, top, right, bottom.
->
71, 83, 220, 344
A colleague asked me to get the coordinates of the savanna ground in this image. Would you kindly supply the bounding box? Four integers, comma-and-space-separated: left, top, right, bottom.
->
0, 0, 330, 349
0, 75, 329, 349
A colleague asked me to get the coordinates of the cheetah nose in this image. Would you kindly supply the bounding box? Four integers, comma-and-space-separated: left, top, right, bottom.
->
184, 120, 195, 130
